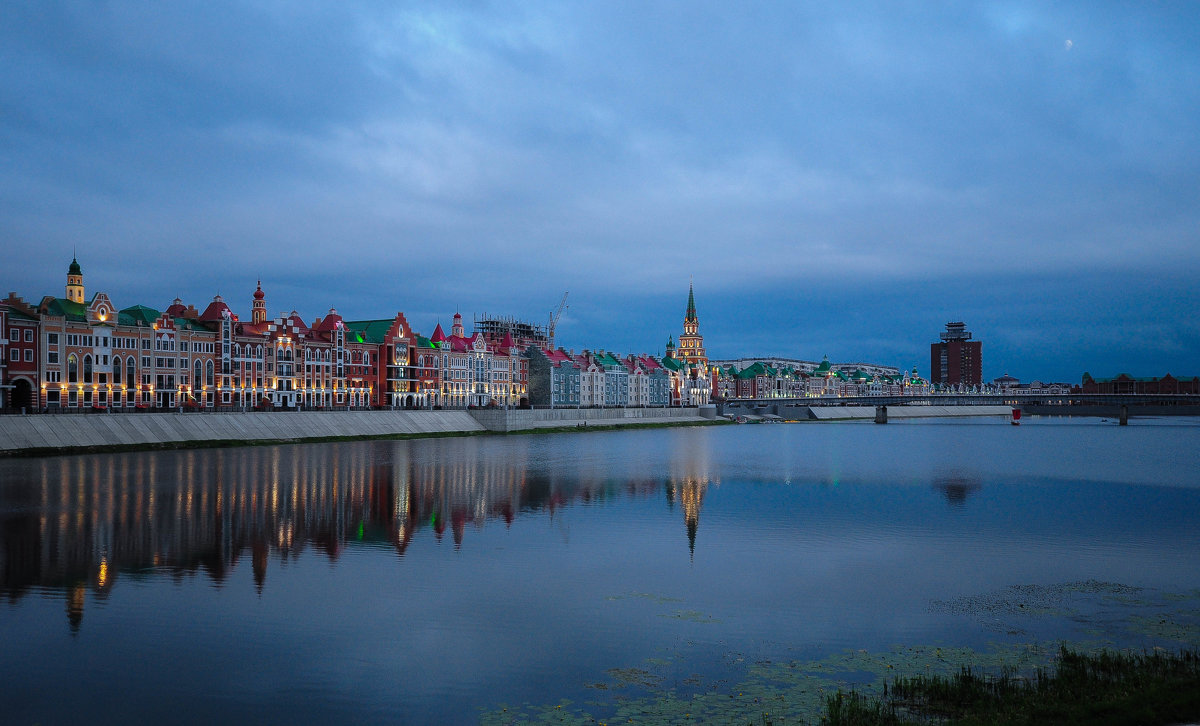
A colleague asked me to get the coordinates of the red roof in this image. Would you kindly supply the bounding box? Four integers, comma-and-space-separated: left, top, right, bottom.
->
198, 296, 232, 322
313, 308, 343, 332
253, 281, 265, 300
430, 323, 446, 343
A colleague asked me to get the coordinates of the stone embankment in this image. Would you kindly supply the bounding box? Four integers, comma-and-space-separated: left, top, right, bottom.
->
0, 407, 717, 456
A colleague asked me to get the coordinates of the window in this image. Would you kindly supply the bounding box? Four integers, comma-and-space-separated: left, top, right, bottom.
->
194, 359, 202, 387
206, 360, 214, 386
126, 357, 136, 388
114, 357, 123, 387
48, 333, 59, 345
67, 353, 78, 383
25, 349, 33, 362
83, 355, 93, 382
8, 349, 15, 361
24, 329, 33, 342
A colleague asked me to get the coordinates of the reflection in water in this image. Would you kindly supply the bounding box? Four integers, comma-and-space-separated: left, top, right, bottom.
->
933, 474, 982, 506
0, 438, 714, 630
667, 438, 713, 557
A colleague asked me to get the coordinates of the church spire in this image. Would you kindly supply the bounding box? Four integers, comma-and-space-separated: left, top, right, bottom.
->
678, 281, 706, 368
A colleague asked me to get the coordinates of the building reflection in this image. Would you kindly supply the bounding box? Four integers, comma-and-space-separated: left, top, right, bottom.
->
932, 474, 982, 506
0, 438, 703, 629
666, 435, 715, 558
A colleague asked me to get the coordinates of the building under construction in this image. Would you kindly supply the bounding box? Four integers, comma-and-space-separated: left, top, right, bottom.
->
473, 314, 549, 351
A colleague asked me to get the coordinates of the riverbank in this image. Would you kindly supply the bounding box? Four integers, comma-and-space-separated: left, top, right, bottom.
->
0, 407, 718, 457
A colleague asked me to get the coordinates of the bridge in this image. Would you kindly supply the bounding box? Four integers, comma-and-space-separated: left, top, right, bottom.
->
723, 393, 1200, 408
720, 393, 1200, 420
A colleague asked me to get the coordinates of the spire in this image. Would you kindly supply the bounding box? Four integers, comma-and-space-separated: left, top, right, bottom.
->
685, 280, 697, 322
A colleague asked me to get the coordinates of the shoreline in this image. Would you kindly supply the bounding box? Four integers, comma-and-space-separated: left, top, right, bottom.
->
0, 409, 726, 459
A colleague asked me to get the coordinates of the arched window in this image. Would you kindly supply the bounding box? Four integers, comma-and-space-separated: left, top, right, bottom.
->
206, 360, 214, 386
83, 355, 93, 383
194, 359, 203, 386
233, 343, 241, 358
126, 356, 136, 388
68, 354, 78, 383
113, 357, 122, 386
256, 345, 263, 359
363, 352, 370, 367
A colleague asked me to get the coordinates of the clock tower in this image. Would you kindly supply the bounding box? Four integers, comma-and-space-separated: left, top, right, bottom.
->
678, 281, 707, 369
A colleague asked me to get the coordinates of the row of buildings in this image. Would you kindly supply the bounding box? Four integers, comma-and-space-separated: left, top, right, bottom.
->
0, 258, 715, 412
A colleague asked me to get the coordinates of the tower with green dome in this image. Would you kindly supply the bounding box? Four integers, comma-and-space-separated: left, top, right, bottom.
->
66, 256, 85, 304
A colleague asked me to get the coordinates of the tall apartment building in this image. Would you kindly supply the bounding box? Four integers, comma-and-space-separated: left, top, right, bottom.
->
930, 321, 982, 386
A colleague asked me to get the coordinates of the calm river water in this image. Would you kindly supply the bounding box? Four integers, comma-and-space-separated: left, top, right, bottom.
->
2, 416, 1199, 724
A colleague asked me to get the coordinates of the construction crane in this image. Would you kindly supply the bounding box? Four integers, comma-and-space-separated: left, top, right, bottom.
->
547, 292, 568, 350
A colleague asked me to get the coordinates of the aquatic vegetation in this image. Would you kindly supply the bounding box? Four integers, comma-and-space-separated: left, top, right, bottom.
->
659, 609, 721, 623
829, 647, 1200, 726
481, 583, 1200, 725
606, 592, 685, 604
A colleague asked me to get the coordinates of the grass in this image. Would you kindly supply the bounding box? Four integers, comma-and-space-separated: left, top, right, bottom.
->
824, 646, 1200, 726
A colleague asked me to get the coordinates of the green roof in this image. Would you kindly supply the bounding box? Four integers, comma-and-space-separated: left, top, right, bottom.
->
119, 305, 161, 327
345, 319, 394, 345
415, 336, 437, 348
812, 356, 832, 375
661, 356, 684, 372
173, 317, 212, 332
43, 297, 88, 321
68, 257, 82, 276
3, 305, 38, 321
594, 351, 623, 369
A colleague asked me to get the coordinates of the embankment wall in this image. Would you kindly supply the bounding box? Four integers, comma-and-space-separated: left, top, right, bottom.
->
0, 407, 718, 456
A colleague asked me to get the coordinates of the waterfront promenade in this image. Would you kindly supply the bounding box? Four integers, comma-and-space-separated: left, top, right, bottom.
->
0, 407, 713, 456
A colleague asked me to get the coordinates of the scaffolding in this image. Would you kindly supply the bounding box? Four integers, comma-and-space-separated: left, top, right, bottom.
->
473, 314, 549, 351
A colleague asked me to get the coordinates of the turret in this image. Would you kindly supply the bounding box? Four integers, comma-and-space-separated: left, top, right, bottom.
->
451, 312, 465, 338
252, 280, 266, 325
66, 256, 84, 304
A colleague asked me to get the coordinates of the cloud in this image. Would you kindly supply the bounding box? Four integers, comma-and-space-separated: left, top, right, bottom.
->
2, 2, 1198, 379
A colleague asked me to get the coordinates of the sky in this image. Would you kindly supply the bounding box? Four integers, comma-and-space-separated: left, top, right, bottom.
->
2, 1, 1198, 382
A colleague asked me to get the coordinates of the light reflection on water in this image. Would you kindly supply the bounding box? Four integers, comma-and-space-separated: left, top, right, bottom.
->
0, 417, 1198, 724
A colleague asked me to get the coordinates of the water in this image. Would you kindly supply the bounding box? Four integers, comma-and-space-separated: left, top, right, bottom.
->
2, 417, 1199, 724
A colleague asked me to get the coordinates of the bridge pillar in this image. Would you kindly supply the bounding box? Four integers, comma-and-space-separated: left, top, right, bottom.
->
1119, 405, 1128, 426
874, 405, 887, 424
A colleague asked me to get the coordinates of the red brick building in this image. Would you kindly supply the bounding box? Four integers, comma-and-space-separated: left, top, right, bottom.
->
930, 321, 982, 386
1, 294, 39, 411
1081, 372, 1199, 395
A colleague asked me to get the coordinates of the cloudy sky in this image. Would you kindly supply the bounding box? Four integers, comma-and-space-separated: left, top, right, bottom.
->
3, 2, 1197, 381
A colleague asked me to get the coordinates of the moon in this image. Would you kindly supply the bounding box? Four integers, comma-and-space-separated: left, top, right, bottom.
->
1065, 39, 1074, 51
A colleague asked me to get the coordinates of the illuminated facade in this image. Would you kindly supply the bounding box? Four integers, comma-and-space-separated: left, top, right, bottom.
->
13, 256, 707, 411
